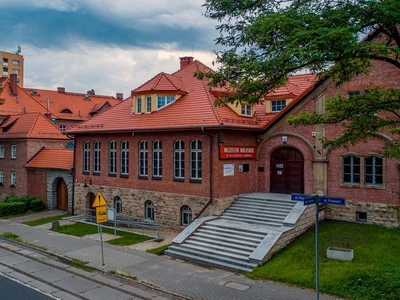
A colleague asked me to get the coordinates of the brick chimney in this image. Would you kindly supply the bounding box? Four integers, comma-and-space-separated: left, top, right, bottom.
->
116, 93, 123, 101
57, 87, 65, 93
44, 112, 51, 120
9, 74, 18, 96
180, 56, 194, 69
87, 89, 95, 96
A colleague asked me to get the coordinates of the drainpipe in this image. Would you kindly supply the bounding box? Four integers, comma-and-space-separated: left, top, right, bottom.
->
67, 133, 75, 215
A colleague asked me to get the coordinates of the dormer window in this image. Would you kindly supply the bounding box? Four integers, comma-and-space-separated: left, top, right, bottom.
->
241, 104, 252, 116
157, 96, 175, 109
271, 100, 286, 112
61, 109, 73, 114
137, 97, 142, 113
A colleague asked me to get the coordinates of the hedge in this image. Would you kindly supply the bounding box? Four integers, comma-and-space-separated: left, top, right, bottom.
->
0, 202, 26, 217
30, 198, 44, 212
1, 195, 45, 217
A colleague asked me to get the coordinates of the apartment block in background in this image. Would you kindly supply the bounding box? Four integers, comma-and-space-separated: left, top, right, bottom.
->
0, 48, 24, 87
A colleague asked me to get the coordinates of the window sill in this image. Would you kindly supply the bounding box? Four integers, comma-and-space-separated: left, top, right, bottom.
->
92, 173, 100, 176
10, 185, 16, 188
173, 178, 184, 182
138, 176, 148, 180
340, 183, 385, 189
189, 179, 202, 184
120, 174, 129, 178
152, 176, 162, 181
108, 173, 117, 177
82, 172, 90, 175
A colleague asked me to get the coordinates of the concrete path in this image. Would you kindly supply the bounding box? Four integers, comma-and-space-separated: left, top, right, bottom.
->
0, 214, 340, 300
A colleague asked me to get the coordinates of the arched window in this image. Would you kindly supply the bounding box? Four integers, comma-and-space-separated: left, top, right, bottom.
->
93, 141, 101, 173
120, 141, 129, 175
108, 141, 116, 175
114, 196, 122, 214
190, 140, 202, 181
174, 140, 185, 180
145, 200, 154, 220
365, 156, 383, 185
181, 205, 192, 226
152, 140, 162, 178
83, 141, 90, 173
343, 155, 360, 184
138, 141, 148, 177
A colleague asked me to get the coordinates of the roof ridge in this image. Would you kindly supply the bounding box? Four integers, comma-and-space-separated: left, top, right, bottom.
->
132, 72, 164, 92
27, 113, 40, 137
164, 73, 186, 92
18, 85, 60, 118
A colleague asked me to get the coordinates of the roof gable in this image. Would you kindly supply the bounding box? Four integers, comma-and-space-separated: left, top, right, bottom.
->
132, 72, 188, 95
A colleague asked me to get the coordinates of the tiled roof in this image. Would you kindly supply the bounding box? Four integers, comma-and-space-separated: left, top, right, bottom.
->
25, 148, 73, 170
68, 60, 317, 134
23, 88, 121, 121
266, 74, 317, 99
0, 112, 69, 139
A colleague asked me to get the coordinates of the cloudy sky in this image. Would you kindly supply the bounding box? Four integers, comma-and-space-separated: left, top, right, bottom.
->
1, 0, 219, 98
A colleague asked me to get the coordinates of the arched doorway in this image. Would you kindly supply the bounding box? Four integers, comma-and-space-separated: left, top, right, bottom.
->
86, 192, 96, 217
270, 147, 304, 194
56, 179, 68, 210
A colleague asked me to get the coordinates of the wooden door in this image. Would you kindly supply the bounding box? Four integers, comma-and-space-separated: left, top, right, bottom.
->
57, 179, 68, 210
270, 147, 304, 194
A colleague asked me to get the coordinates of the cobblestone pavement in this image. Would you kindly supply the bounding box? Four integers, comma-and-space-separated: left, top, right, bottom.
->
0, 214, 340, 300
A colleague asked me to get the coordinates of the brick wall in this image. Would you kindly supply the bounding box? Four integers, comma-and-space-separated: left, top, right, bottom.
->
27, 169, 47, 201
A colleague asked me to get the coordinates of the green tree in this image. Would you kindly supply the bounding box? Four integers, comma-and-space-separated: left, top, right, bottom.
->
198, 0, 400, 157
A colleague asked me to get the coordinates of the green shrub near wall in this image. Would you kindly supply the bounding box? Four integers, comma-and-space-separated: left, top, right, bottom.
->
0, 202, 26, 217
30, 199, 44, 212
4, 195, 40, 211
1, 195, 45, 217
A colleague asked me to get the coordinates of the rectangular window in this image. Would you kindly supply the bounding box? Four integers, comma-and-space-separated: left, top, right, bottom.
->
12, 60, 20, 66
139, 141, 148, 177
120, 141, 129, 175
241, 104, 252, 116
2, 68, 8, 75
190, 140, 202, 181
146, 96, 152, 113
59, 125, 66, 131
0, 145, 4, 158
152, 141, 162, 178
343, 156, 360, 184
108, 141, 117, 175
11, 145, 16, 159
93, 141, 101, 173
174, 140, 185, 180
271, 100, 286, 112
365, 156, 383, 185
0, 172, 4, 184
157, 96, 175, 109
137, 97, 142, 113
12, 69, 20, 75
83, 141, 90, 173
11, 172, 16, 186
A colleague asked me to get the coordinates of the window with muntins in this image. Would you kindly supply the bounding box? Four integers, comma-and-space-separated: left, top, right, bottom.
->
271, 100, 286, 112
152, 140, 162, 178
0, 172, 4, 184
145, 200, 154, 220
138, 141, 148, 177
114, 196, 122, 213
11, 145, 16, 159
108, 141, 117, 175
181, 205, 192, 226
343, 156, 360, 184
365, 156, 383, 185
11, 172, 16, 186
12, 60, 20, 65
146, 96, 152, 113
59, 125, 66, 131
157, 96, 175, 109
0, 145, 4, 158
241, 104, 252, 116
137, 97, 142, 113
174, 140, 185, 180
93, 141, 101, 173
83, 141, 90, 173
120, 141, 129, 175
190, 140, 202, 181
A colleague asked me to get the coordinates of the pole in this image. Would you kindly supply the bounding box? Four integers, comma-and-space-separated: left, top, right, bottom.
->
114, 209, 117, 237
315, 195, 319, 300
100, 224, 105, 266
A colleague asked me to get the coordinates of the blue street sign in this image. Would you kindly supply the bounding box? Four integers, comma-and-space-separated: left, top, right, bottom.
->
291, 193, 313, 201
320, 196, 346, 205
304, 196, 316, 205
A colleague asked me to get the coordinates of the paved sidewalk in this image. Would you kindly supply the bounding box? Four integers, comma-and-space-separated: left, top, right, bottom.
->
0, 217, 340, 300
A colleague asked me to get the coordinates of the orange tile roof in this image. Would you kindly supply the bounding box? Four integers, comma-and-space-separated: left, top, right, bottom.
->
25, 148, 73, 170
0, 112, 69, 139
68, 60, 317, 134
266, 74, 317, 99
23, 88, 121, 121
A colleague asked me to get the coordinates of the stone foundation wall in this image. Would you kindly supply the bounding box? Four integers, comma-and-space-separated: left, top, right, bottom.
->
325, 199, 400, 228
74, 185, 236, 229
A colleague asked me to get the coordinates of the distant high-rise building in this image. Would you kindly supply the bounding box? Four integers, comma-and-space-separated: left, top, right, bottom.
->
0, 49, 24, 87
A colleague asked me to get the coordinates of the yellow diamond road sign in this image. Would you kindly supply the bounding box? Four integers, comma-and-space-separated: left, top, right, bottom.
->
92, 192, 107, 208
96, 206, 107, 223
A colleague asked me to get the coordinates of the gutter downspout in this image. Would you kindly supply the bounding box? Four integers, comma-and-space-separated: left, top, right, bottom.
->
67, 133, 75, 215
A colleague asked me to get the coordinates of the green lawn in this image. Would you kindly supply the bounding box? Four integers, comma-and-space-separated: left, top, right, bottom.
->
146, 244, 170, 255
248, 220, 400, 300
23, 214, 72, 226
52, 223, 152, 246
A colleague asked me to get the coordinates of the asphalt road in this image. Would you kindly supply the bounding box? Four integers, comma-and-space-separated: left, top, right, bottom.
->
0, 275, 54, 300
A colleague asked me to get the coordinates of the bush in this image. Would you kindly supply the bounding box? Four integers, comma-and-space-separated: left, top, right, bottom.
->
30, 198, 44, 212
0, 202, 26, 217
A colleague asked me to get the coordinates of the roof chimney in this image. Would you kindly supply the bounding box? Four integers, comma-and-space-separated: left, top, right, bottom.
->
44, 112, 52, 120
9, 74, 17, 96
57, 87, 65, 93
87, 89, 95, 96
180, 56, 194, 69
116, 93, 123, 101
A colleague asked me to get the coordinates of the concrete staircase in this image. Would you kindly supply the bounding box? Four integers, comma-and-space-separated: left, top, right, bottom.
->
166, 193, 301, 272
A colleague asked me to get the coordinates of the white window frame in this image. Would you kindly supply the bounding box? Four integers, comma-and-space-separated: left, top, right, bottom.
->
12, 69, 19, 75
120, 141, 129, 176
12, 60, 20, 66
83, 141, 90, 173
146, 96, 152, 113
93, 141, 101, 173
108, 141, 117, 175
152, 140, 162, 178
145, 200, 154, 220
0, 171, 4, 184
271, 100, 286, 112
174, 140, 185, 180
137, 97, 142, 113
0, 145, 4, 158
190, 140, 202, 181
138, 141, 148, 177
59, 125, 66, 131
181, 205, 192, 226
11, 172, 16, 186
241, 104, 252, 116
11, 145, 16, 159
157, 95, 175, 109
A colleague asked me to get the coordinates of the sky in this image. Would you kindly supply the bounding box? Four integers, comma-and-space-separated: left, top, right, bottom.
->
0, 0, 219, 98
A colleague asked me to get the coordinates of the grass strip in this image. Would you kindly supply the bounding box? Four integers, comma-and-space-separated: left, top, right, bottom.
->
146, 244, 170, 255
67, 257, 96, 272
23, 213, 72, 226
1, 231, 47, 250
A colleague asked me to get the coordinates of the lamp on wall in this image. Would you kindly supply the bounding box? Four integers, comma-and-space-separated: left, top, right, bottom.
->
83, 177, 92, 187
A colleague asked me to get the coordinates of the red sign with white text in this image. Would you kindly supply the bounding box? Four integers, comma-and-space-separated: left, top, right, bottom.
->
219, 145, 257, 159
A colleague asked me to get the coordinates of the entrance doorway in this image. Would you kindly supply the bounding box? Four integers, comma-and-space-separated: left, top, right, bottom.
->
86, 192, 96, 217
56, 179, 68, 210
270, 147, 304, 194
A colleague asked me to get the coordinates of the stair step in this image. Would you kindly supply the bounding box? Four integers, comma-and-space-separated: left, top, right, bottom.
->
195, 230, 263, 244
238, 196, 293, 203
189, 235, 258, 250
222, 211, 285, 222
229, 204, 291, 215
165, 248, 256, 272
234, 199, 295, 209
184, 240, 253, 256
219, 215, 282, 227
203, 224, 267, 238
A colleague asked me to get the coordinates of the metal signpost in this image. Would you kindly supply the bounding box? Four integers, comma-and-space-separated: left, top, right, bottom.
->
292, 193, 346, 300
92, 192, 107, 266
